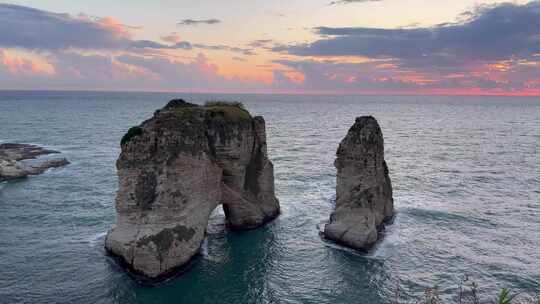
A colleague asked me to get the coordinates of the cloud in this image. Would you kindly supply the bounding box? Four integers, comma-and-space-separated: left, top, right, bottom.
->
0, 4, 134, 50
268, 1, 540, 93
115, 53, 220, 87
0, 49, 157, 90
130, 40, 172, 49
272, 56, 540, 93
0, 48, 270, 92
280, 1, 540, 65
174, 41, 193, 50
3, 2, 540, 94
273, 58, 423, 91
178, 19, 221, 26
161, 33, 183, 44
329, 0, 381, 5
0, 4, 267, 92
0, 50, 55, 76
247, 39, 274, 48
192, 44, 255, 55
269, 2, 540, 94
0, 3, 175, 51
0, 4, 253, 57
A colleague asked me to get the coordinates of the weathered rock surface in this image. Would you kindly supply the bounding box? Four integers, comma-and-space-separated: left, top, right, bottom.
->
105, 99, 280, 279
0, 143, 69, 182
324, 116, 394, 250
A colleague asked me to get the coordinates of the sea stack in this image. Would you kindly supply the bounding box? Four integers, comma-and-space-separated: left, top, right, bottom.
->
324, 116, 394, 250
105, 99, 280, 279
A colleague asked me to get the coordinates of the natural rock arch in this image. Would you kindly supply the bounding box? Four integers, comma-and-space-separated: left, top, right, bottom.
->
105, 100, 280, 279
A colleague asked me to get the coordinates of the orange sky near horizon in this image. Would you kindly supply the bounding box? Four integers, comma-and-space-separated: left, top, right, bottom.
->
1, 0, 540, 96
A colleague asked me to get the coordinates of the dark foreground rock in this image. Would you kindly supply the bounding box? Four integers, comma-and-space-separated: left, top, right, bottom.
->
105, 100, 280, 279
324, 116, 394, 250
0, 143, 69, 182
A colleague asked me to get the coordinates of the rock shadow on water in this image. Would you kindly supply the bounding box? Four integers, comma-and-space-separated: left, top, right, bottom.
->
105, 203, 282, 291
105, 248, 204, 287
122, 224, 282, 303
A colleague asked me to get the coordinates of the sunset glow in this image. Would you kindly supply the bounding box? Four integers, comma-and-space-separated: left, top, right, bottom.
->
1, 0, 540, 95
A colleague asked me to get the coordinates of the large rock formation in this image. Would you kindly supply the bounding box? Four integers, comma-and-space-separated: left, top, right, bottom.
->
105, 100, 280, 279
0, 143, 69, 182
324, 116, 394, 250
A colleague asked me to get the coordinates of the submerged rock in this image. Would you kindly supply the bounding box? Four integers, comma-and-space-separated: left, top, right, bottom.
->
105, 99, 280, 279
324, 116, 394, 250
0, 143, 69, 182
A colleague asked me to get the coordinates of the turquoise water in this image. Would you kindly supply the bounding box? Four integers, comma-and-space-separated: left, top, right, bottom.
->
0, 91, 539, 303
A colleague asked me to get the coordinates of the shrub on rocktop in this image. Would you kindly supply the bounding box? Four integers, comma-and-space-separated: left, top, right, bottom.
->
121, 126, 143, 145
204, 100, 245, 109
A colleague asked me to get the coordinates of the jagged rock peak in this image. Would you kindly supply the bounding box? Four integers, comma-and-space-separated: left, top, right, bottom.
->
324, 116, 394, 250
105, 99, 280, 280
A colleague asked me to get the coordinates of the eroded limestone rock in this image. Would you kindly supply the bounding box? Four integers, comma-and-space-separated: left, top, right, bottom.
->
324, 116, 394, 250
0, 143, 69, 182
105, 99, 280, 279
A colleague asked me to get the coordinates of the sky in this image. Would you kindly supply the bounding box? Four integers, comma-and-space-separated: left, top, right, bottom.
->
1, 0, 540, 95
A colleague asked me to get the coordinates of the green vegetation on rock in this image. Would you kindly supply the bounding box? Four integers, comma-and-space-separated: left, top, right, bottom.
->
164, 100, 252, 122
204, 101, 251, 121
204, 100, 245, 109
121, 126, 143, 145
205, 106, 252, 121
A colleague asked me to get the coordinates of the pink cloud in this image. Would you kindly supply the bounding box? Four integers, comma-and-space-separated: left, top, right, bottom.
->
96, 16, 133, 39
0, 50, 55, 76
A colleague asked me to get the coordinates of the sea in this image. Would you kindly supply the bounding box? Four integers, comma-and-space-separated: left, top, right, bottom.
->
0, 91, 539, 304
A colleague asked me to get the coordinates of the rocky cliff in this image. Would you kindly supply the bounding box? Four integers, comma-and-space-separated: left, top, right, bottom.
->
105, 99, 280, 279
324, 116, 394, 250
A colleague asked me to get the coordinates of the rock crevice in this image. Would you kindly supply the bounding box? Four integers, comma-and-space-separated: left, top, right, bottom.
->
105, 100, 280, 279
324, 116, 394, 250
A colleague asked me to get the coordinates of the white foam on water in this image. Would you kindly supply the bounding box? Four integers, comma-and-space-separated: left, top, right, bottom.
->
372, 214, 401, 259
88, 231, 107, 246
316, 220, 327, 233
200, 238, 209, 258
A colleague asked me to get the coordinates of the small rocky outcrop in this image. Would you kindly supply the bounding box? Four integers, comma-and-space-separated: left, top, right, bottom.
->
324, 116, 394, 250
105, 99, 280, 279
0, 143, 70, 182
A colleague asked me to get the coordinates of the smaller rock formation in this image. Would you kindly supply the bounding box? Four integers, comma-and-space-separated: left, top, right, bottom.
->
0, 143, 70, 182
324, 116, 394, 250
105, 99, 280, 280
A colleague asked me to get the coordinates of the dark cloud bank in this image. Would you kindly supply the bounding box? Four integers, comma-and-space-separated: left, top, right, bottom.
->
0, 4, 129, 50
271, 1, 540, 92
0, 4, 247, 54
280, 1, 540, 65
